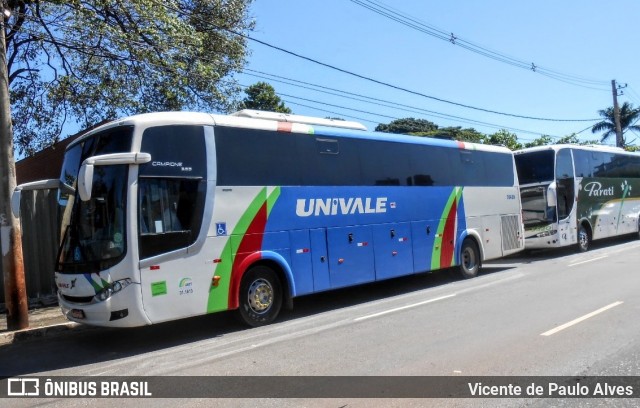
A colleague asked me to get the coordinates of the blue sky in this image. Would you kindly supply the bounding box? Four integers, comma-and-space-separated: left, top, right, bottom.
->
236, 0, 640, 146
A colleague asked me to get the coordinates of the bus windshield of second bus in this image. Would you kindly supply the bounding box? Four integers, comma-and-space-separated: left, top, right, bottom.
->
515, 145, 640, 252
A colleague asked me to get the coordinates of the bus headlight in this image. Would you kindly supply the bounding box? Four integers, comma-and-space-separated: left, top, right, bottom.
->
94, 278, 132, 302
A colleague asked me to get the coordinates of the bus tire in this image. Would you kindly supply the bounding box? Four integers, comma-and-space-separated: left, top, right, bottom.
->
577, 224, 590, 252
237, 265, 283, 327
459, 238, 480, 279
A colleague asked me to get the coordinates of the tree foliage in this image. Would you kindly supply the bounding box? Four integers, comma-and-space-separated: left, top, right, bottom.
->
485, 129, 522, 151
3, 0, 255, 155
427, 126, 486, 143
591, 102, 640, 146
375, 117, 628, 151
375, 117, 437, 134
523, 135, 552, 148
239, 82, 292, 113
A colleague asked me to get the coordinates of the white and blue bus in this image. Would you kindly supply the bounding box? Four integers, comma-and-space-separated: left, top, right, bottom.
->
14, 110, 524, 327
515, 144, 640, 252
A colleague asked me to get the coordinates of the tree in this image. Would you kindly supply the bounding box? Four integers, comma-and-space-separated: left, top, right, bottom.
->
239, 82, 292, 113
4, 0, 255, 156
2, 5, 28, 329
375, 118, 438, 134
410, 126, 486, 143
486, 129, 522, 151
591, 102, 640, 146
524, 135, 553, 148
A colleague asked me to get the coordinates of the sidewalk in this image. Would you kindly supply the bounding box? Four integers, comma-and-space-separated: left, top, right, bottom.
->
0, 304, 82, 346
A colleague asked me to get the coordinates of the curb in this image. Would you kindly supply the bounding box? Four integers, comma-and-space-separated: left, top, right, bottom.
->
0, 322, 85, 346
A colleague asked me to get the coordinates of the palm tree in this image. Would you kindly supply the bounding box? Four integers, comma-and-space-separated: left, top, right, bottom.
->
591, 102, 640, 146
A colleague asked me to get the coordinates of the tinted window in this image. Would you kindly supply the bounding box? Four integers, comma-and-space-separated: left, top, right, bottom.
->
215, 126, 515, 187
459, 151, 487, 185
515, 150, 555, 184
573, 149, 640, 178
56, 126, 133, 273
555, 149, 575, 220
80, 125, 133, 158
409, 145, 453, 186
359, 140, 411, 186
556, 149, 574, 179
138, 178, 206, 259
298, 136, 361, 186
608, 154, 640, 177
483, 151, 516, 186
572, 149, 592, 177
139, 126, 207, 178
216, 127, 303, 185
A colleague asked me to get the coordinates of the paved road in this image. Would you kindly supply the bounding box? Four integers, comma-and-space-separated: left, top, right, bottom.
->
2, 237, 640, 407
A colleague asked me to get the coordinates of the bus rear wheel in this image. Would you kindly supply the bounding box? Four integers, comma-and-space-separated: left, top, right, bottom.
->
577, 225, 590, 252
459, 239, 480, 279
237, 266, 283, 327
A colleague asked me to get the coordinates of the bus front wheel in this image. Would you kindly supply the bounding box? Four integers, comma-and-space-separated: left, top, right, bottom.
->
459, 239, 480, 279
577, 225, 590, 252
237, 266, 283, 327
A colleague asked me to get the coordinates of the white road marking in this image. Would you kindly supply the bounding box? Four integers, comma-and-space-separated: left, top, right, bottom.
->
541, 301, 624, 336
353, 294, 456, 322
568, 255, 608, 267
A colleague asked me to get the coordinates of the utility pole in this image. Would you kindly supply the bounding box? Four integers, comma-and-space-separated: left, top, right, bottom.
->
1, 3, 29, 330
611, 79, 624, 148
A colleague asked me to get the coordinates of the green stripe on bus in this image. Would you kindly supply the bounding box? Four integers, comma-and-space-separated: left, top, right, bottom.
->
266, 187, 281, 217
207, 188, 269, 313
430, 187, 462, 270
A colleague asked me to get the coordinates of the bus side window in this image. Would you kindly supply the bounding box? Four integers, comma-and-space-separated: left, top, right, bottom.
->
139, 179, 182, 234
555, 149, 575, 220
138, 177, 204, 259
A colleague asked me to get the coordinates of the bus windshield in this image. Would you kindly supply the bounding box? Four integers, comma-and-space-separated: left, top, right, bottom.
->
56, 126, 134, 273
515, 150, 555, 184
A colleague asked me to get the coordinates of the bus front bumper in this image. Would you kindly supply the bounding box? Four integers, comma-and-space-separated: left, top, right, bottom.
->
58, 284, 152, 328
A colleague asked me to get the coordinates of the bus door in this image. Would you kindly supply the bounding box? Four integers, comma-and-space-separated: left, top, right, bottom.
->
137, 125, 209, 323
326, 226, 375, 289
372, 223, 413, 279
555, 148, 577, 246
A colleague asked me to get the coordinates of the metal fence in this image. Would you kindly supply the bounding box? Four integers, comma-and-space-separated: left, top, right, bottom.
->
0, 188, 59, 306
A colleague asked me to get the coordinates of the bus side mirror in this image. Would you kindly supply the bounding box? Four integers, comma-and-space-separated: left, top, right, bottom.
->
78, 162, 94, 202
11, 190, 21, 218
78, 153, 151, 201
547, 182, 557, 207
11, 179, 61, 217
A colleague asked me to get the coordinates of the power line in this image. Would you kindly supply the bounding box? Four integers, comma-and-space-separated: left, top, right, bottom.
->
148, 0, 601, 123
9, 3, 605, 140
241, 69, 581, 138
348, 0, 611, 91
235, 74, 605, 143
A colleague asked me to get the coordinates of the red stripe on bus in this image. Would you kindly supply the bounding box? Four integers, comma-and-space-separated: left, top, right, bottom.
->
228, 202, 268, 309
440, 199, 458, 268
277, 122, 293, 132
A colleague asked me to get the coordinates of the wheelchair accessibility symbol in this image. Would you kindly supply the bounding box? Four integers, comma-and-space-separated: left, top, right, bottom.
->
216, 222, 227, 236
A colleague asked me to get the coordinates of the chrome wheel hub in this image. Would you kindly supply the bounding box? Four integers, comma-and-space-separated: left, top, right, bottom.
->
247, 279, 273, 314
